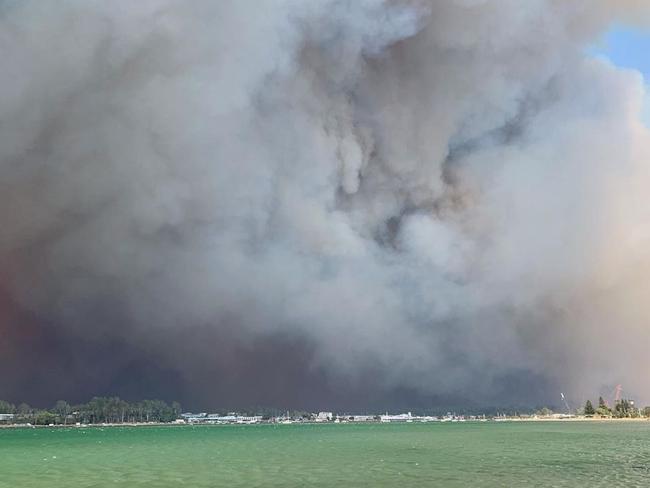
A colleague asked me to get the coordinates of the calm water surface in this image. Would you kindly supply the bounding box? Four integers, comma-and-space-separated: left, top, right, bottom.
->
1, 421, 649, 487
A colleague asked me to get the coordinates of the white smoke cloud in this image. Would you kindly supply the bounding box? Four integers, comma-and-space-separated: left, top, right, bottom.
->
1, 0, 650, 405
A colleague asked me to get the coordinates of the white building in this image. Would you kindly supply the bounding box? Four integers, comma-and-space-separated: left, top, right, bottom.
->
205, 414, 262, 424
181, 413, 262, 424
181, 413, 207, 423
351, 415, 374, 422
380, 412, 413, 423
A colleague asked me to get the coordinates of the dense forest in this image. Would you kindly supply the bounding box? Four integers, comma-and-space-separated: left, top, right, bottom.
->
0, 397, 181, 425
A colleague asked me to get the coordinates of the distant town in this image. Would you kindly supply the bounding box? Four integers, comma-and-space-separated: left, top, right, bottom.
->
1, 395, 649, 427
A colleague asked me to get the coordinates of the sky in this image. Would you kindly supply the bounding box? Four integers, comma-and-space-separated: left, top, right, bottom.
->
2, 1, 650, 413
595, 26, 650, 124
597, 27, 650, 79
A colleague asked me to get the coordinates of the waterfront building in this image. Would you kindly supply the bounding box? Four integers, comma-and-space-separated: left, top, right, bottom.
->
380, 412, 413, 423
181, 413, 262, 424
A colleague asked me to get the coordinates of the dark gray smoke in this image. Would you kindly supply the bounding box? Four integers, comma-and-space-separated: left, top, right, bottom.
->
1, 1, 650, 409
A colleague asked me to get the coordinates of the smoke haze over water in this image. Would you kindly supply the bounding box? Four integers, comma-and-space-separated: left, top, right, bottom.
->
1, 1, 650, 409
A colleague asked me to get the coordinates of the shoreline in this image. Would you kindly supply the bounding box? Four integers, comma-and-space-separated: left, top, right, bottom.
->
2, 416, 649, 429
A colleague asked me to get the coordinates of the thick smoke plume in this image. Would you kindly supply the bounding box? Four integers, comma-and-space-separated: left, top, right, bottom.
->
1, 0, 650, 408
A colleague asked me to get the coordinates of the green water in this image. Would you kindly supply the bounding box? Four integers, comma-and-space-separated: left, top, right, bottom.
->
1, 422, 649, 487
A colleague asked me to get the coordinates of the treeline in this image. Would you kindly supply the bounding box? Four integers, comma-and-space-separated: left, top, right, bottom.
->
582, 397, 649, 418
0, 397, 182, 425
536, 397, 650, 418
528, 397, 650, 419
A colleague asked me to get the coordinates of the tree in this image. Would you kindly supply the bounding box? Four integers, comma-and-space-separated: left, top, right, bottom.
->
596, 397, 611, 417
171, 402, 182, 419
87, 397, 106, 423
34, 410, 56, 426
53, 400, 71, 425
17, 403, 32, 416
583, 400, 595, 416
614, 399, 635, 418
0, 397, 188, 425
0, 400, 15, 414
